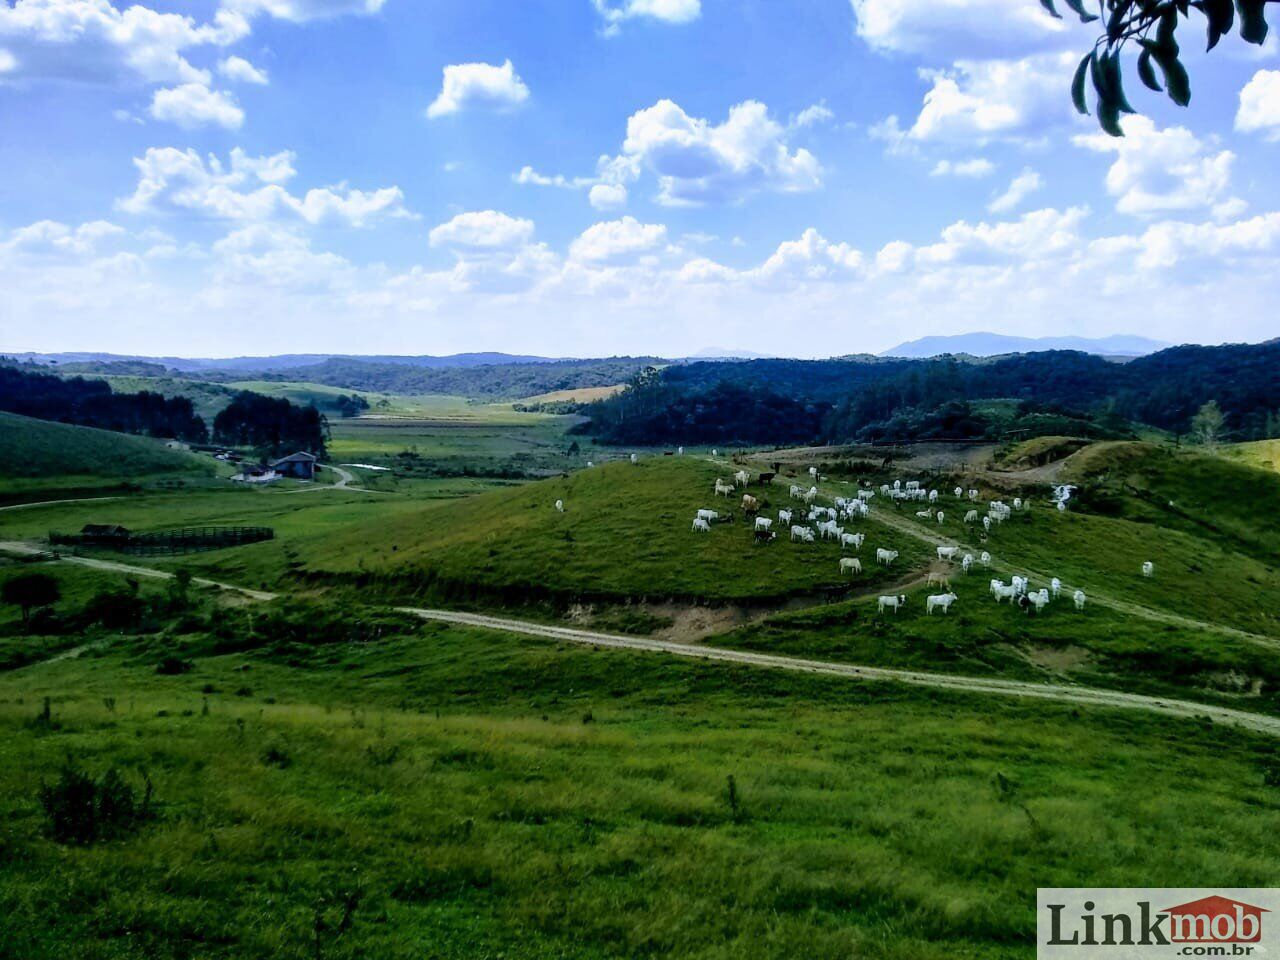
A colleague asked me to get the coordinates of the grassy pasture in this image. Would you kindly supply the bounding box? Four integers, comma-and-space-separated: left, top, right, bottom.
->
1, 622, 1278, 960
301, 457, 932, 604
0, 412, 216, 498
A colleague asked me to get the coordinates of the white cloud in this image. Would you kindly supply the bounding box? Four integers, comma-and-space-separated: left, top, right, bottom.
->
1, 219, 125, 257
1237, 70, 1280, 140
0, 0, 248, 87
791, 103, 835, 128
589, 183, 628, 210
616, 98, 822, 206
220, 0, 386, 23
218, 55, 268, 85
212, 223, 353, 290
931, 158, 995, 177
1124, 212, 1280, 270
988, 168, 1042, 213
850, 0, 1068, 57
118, 147, 409, 226
426, 59, 529, 119
149, 83, 244, 130
0, 48, 16, 73
429, 211, 536, 250
1074, 117, 1239, 217
569, 216, 667, 262
750, 228, 864, 288
592, 0, 700, 34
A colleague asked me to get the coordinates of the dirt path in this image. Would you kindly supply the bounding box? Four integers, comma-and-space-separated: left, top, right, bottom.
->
400, 606, 1280, 736
0, 496, 125, 513
0, 541, 277, 601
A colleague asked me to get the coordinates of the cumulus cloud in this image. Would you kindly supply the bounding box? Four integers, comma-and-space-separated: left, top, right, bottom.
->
592, 0, 700, 34
569, 217, 667, 262
218, 55, 268, 85
1237, 69, 1280, 140
987, 168, 1042, 213
426, 60, 529, 118
931, 158, 995, 177
429, 211, 536, 250
149, 83, 244, 130
615, 98, 822, 206
1, 219, 125, 257
0, 0, 248, 86
588, 183, 628, 210
791, 103, 835, 128
220, 0, 386, 23
1074, 117, 1239, 217
117, 147, 409, 226
749, 228, 864, 288
850, 0, 1068, 57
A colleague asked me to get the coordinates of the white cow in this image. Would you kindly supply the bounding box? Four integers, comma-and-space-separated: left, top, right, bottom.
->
555, 499, 564, 513
677, 447, 684, 456
980, 551, 991, 568
586, 461, 594, 468
993, 583, 1018, 604
927, 592, 958, 615
804, 486, 818, 503
1073, 590, 1087, 610
1013, 498, 1022, 510
755, 517, 773, 532
1142, 561, 1154, 578
692, 518, 711, 533
778, 509, 793, 525
877, 594, 906, 614
876, 548, 899, 566
915, 509, 932, 519
1011, 575, 1028, 595
936, 512, 945, 525
711, 449, 718, 457
964, 510, 979, 525
982, 517, 992, 533
969, 489, 979, 501
962, 554, 974, 573
1028, 589, 1051, 613
735, 470, 750, 486
1050, 577, 1062, 598
790, 525, 814, 543
715, 479, 735, 497
954, 486, 964, 498
929, 489, 939, 503
841, 532, 864, 551
1057, 501, 1067, 513
696, 509, 719, 522
839, 557, 862, 575
630, 453, 638, 464
809, 466, 819, 477
937, 546, 959, 562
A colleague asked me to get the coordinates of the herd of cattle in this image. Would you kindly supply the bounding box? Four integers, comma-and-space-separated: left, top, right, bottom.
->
680, 465, 1157, 617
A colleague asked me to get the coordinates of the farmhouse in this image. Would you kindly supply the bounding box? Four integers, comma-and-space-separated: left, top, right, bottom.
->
270, 451, 319, 480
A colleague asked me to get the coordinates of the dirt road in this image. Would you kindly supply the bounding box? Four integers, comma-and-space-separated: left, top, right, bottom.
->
400, 606, 1280, 736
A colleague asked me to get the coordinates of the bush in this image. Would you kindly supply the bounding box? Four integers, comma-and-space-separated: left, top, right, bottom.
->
38, 764, 153, 845
155, 656, 193, 676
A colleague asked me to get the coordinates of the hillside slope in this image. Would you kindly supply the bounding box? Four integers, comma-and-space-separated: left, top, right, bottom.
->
0, 411, 212, 481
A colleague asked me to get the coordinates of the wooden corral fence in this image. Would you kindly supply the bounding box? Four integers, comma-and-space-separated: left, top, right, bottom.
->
50, 526, 274, 556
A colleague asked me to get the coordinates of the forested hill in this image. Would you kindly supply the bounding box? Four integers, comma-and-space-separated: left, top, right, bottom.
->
218, 357, 665, 400
577, 341, 1280, 445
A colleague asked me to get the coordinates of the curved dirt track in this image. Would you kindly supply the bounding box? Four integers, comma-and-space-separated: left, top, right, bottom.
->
400, 606, 1280, 736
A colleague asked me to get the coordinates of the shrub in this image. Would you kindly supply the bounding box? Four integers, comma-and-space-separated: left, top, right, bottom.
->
155, 656, 193, 676
38, 763, 153, 845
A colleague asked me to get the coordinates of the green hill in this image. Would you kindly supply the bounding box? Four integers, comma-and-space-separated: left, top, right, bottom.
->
0, 412, 213, 484
304, 457, 931, 603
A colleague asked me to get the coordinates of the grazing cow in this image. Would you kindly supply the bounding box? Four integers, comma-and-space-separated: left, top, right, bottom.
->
692, 518, 711, 533
1050, 577, 1062, 598
964, 510, 979, 524
990, 578, 1005, 596
993, 583, 1018, 604
916, 509, 932, 519
1142, 561, 1154, 578
962, 554, 974, 573
839, 557, 862, 575
790, 525, 814, 543
876, 548, 899, 566
554, 499, 564, 513
927, 571, 949, 588
778, 509, 792, 525
1073, 589, 1087, 610
790, 484, 803, 499
877, 594, 906, 614
936, 512, 945, 525
754, 516, 773, 532
841, 532, 863, 551
742, 494, 760, 516
753, 529, 777, 545
926, 592, 958, 615
937, 546, 959, 562
715, 479, 735, 497
735, 470, 751, 486
696, 509, 719, 522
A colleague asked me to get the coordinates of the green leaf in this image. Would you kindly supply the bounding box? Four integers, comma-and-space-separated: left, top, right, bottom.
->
1137, 49, 1163, 91
1203, 0, 1234, 49
1039, 0, 1064, 18
1104, 51, 1136, 114
1237, 0, 1269, 44
1154, 49, 1192, 106
1063, 0, 1100, 22
1071, 52, 1092, 115
1099, 99, 1125, 137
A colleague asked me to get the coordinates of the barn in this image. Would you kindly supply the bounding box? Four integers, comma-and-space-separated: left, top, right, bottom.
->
270, 452, 319, 480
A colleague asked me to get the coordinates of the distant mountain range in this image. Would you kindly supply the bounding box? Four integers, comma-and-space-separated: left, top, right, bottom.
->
7, 351, 562, 373
881, 333, 1171, 359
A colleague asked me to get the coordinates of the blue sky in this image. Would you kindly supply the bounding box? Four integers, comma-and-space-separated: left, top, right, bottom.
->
2, 0, 1278, 358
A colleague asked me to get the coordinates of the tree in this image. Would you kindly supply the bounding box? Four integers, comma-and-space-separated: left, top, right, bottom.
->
1190, 399, 1226, 448
1049, 0, 1274, 135
2, 573, 61, 628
